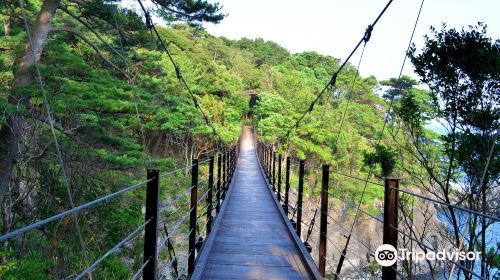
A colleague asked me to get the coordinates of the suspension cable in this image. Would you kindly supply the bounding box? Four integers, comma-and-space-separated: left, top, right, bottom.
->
135, 0, 228, 147
390, 224, 484, 279
0, 178, 151, 241
277, 0, 394, 144
329, 170, 384, 187
336, 1, 426, 275
17, 0, 86, 253
130, 258, 150, 280
112, 6, 148, 153
393, 187, 500, 222
74, 218, 151, 279
329, 42, 368, 162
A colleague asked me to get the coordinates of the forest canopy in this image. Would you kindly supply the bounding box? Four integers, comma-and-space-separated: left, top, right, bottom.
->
0, 0, 498, 279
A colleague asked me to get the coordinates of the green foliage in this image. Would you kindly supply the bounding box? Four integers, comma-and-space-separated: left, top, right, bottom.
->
154, 0, 226, 26
0, 1, 240, 277
1, 250, 51, 280
366, 261, 380, 276
232, 37, 290, 66
4, 0, 496, 278
409, 22, 499, 188
363, 144, 397, 178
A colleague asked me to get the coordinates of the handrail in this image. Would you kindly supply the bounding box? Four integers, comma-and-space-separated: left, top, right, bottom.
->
254, 133, 494, 280
0, 179, 152, 241
394, 187, 500, 222
1, 145, 240, 280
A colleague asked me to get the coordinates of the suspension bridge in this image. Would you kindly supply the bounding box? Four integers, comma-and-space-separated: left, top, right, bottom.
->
2, 0, 499, 278
3, 122, 497, 279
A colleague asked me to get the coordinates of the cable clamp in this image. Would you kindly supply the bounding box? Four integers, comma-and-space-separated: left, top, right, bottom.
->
363, 24, 373, 43
145, 11, 154, 30
330, 72, 338, 87
175, 66, 182, 80
308, 103, 314, 112
193, 97, 199, 107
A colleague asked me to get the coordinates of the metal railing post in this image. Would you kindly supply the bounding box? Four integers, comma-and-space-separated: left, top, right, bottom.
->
207, 156, 214, 235
225, 151, 229, 191
231, 147, 236, 179
383, 178, 399, 280
277, 154, 282, 202
221, 152, 227, 200
264, 146, 268, 175
272, 151, 276, 192
143, 169, 160, 280
216, 153, 222, 213
285, 157, 291, 215
268, 148, 272, 178
319, 164, 330, 277
228, 149, 232, 182
188, 159, 198, 275
296, 160, 305, 238
230, 148, 234, 179
266, 146, 272, 178
262, 145, 265, 170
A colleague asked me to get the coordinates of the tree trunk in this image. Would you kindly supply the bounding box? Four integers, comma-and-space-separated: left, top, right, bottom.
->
0, 0, 60, 225
3, 17, 10, 36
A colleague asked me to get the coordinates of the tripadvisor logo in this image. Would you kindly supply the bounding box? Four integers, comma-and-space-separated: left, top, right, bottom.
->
375, 244, 480, 267
375, 244, 398, 266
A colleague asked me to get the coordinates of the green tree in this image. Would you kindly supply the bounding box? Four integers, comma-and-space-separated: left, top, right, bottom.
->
0, 0, 225, 228
363, 144, 396, 178
399, 22, 500, 279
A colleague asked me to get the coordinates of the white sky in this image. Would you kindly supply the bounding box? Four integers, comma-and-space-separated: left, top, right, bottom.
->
204, 0, 500, 81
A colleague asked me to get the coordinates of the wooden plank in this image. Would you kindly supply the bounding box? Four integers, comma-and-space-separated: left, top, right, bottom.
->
192, 127, 318, 280
202, 264, 307, 280
207, 253, 297, 267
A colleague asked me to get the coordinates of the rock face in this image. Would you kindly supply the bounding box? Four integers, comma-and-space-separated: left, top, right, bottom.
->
287, 187, 445, 279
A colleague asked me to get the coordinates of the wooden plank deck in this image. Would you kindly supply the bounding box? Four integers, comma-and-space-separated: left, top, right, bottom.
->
192, 126, 319, 280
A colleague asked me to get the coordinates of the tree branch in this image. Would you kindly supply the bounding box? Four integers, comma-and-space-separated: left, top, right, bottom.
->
57, 4, 130, 64
50, 27, 129, 78
26, 112, 79, 141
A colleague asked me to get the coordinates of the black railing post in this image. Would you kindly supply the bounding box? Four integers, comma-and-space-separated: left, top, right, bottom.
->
285, 157, 291, 215
272, 151, 276, 192
296, 160, 305, 238
267, 147, 271, 178
224, 151, 229, 192
264, 146, 268, 175
267, 146, 274, 177
231, 147, 236, 179
262, 145, 265, 170
264, 145, 267, 173
259, 144, 262, 164
230, 148, 233, 179
263, 145, 266, 169
207, 156, 214, 235
221, 152, 227, 200
143, 169, 160, 280
228, 149, 232, 181
188, 159, 198, 275
319, 164, 330, 277
383, 178, 399, 280
216, 153, 222, 213
277, 154, 282, 202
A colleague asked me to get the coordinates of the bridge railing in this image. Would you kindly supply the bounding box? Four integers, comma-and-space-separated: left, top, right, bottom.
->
256, 140, 392, 278
255, 138, 500, 280
0, 145, 239, 279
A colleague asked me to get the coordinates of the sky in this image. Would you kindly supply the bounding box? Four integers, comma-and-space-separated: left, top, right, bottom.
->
203, 0, 500, 81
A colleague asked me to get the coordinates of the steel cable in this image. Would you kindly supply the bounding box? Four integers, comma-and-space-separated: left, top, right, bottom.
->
0, 178, 151, 241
